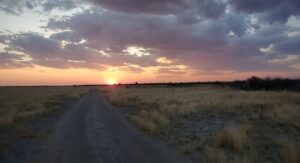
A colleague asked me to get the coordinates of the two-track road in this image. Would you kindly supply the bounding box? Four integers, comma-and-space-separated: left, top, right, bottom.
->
38, 88, 192, 163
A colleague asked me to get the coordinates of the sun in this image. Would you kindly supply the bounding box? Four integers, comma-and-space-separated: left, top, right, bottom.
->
107, 79, 117, 85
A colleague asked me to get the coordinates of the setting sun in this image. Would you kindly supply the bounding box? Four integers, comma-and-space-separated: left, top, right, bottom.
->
107, 79, 117, 85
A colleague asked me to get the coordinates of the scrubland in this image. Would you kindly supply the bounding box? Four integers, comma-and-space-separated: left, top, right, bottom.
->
105, 85, 300, 163
0, 86, 87, 149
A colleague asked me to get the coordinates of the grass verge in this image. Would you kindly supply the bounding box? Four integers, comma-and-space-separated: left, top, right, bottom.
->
104, 85, 300, 163
0, 86, 87, 150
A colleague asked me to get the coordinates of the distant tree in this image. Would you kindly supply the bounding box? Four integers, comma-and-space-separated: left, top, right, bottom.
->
246, 76, 264, 90
242, 76, 300, 91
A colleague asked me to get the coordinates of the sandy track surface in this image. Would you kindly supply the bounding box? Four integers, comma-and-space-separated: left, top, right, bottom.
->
38, 88, 191, 163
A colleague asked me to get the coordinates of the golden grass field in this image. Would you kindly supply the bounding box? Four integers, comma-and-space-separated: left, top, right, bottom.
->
105, 85, 300, 163
0, 86, 87, 149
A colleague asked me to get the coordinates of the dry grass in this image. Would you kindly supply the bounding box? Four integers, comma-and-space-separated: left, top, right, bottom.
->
0, 86, 87, 149
104, 85, 300, 162
267, 104, 300, 128
130, 110, 169, 134
278, 140, 300, 163
0, 86, 87, 129
215, 125, 251, 152
204, 146, 250, 163
105, 86, 300, 133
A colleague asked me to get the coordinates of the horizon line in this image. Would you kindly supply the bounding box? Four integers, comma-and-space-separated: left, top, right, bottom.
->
1, 76, 300, 87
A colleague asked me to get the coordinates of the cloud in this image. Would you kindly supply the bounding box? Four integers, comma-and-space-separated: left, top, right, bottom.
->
50, 31, 82, 43
46, 9, 240, 54
1, 31, 161, 70
89, 0, 186, 14
42, 0, 78, 11
0, 51, 32, 68
89, 0, 226, 21
0, 0, 226, 20
229, 0, 283, 13
156, 57, 173, 64
1, 0, 299, 25
123, 46, 151, 57
273, 36, 300, 54
196, 0, 225, 19
0, 35, 8, 43
9, 33, 61, 58
230, 0, 300, 24
0, 0, 34, 15
0, 0, 79, 15
1, 32, 99, 68
1, 1, 300, 77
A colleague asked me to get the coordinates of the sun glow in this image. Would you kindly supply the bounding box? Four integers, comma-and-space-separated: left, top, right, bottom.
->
107, 79, 117, 85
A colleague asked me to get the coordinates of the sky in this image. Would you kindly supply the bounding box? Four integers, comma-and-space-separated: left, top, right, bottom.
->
0, 0, 300, 85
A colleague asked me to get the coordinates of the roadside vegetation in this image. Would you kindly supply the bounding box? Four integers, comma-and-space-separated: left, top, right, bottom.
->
0, 86, 87, 150
104, 85, 300, 163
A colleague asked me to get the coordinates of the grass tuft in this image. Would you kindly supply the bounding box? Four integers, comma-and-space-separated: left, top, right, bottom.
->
215, 125, 251, 152
278, 140, 300, 163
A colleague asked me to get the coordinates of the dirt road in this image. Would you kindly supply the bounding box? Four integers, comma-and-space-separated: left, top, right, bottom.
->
38, 88, 191, 163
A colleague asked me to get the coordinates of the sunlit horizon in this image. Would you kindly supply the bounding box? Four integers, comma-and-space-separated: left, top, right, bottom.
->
0, 65, 299, 86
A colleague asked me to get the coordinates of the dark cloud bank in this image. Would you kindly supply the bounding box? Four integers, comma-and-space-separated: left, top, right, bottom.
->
1, 0, 300, 75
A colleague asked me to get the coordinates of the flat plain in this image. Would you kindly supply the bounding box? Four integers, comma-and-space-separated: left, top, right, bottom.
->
105, 85, 300, 163
0, 85, 299, 163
